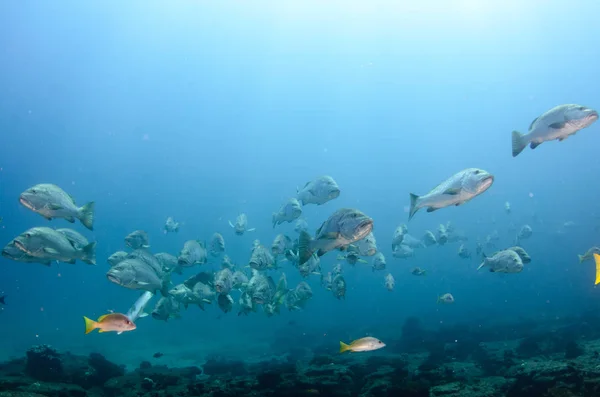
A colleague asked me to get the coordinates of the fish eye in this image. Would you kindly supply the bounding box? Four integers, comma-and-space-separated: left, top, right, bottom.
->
378, 341, 382, 344
24, 233, 31, 238
474, 170, 480, 174
578, 106, 586, 110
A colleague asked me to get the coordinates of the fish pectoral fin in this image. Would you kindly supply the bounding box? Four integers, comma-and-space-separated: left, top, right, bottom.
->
548, 121, 566, 129
48, 204, 63, 210
228, 221, 235, 228
117, 331, 123, 335
137, 282, 149, 286
98, 329, 105, 333
443, 188, 460, 195
43, 247, 59, 255
426, 207, 439, 213
65, 216, 76, 223
530, 142, 541, 149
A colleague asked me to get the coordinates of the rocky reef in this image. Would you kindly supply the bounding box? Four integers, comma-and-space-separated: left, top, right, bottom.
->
3, 312, 600, 396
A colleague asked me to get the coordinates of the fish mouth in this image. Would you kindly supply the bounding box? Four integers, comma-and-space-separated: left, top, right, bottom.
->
329, 189, 341, 199
107, 274, 121, 284
479, 175, 494, 191
587, 110, 599, 122
355, 220, 374, 240
13, 240, 29, 253
19, 197, 35, 211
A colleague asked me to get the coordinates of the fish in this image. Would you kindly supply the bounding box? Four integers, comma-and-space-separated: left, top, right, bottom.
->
355, 232, 377, 256
437, 224, 448, 245
208, 233, 225, 257
0, 296, 5, 305
217, 294, 234, 313
332, 274, 346, 300
505, 246, 531, 264
422, 231, 437, 247
178, 240, 207, 267
228, 213, 256, 235
83, 313, 136, 335
151, 296, 181, 321
13, 226, 96, 265
321, 272, 333, 291
579, 247, 600, 263
19, 184, 95, 230
339, 337, 385, 353
249, 244, 276, 270
411, 267, 426, 276
337, 247, 368, 266
505, 202, 511, 214
108, 251, 128, 267
56, 228, 89, 250
125, 291, 154, 322
371, 252, 386, 272
401, 234, 425, 249
298, 208, 373, 265
169, 284, 209, 310
246, 270, 276, 305
391, 226, 405, 251
107, 256, 170, 295
408, 168, 494, 220
392, 244, 413, 259
298, 253, 321, 278
516, 225, 533, 244
222, 255, 236, 270
294, 219, 309, 234
384, 273, 395, 291
164, 216, 180, 233
214, 268, 233, 295
296, 176, 340, 206
154, 252, 179, 272
232, 270, 249, 290
272, 198, 302, 227
153, 352, 164, 358
477, 250, 523, 273
437, 293, 455, 304
238, 291, 254, 316
458, 244, 471, 259
332, 263, 343, 276
125, 230, 150, 250
271, 234, 293, 256
512, 104, 598, 157
2, 240, 52, 266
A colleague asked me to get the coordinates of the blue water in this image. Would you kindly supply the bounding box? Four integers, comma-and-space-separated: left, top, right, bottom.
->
1, 1, 600, 368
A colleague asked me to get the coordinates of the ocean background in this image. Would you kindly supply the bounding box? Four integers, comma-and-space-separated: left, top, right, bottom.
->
1, 0, 599, 370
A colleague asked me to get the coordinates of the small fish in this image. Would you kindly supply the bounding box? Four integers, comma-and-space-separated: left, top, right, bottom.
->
228, 213, 256, 235
296, 176, 340, 206
108, 251, 128, 267
19, 184, 95, 230
515, 225, 533, 244
125, 230, 150, 250
411, 267, 426, 276
153, 352, 164, 358
164, 216, 180, 233
477, 250, 523, 273
384, 273, 395, 291
408, 168, 494, 221
371, 252, 386, 272
272, 198, 302, 227
83, 313, 136, 335
339, 337, 385, 353
512, 104, 598, 157
437, 293, 455, 304
458, 244, 471, 259
392, 244, 413, 259
422, 231, 437, 247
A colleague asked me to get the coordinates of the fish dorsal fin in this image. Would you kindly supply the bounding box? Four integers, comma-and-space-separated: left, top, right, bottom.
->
528, 116, 538, 131
97, 314, 109, 322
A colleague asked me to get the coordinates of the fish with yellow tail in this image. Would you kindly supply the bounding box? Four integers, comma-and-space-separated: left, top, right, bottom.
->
594, 254, 600, 286
339, 337, 385, 353
83, 313, 136, 335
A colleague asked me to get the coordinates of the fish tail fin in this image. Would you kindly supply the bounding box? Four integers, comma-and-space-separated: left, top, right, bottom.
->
408, 193, 420, 221
578, 254, 584, 264
594, 254, 600, 285
339, 341, 351, 353
78, 201, 95, 231
81, 242, 97, 265
511, 130, 527, 157
84, 316, 98, 334
298, 231, 314, 265
0, 295, 5, 304
436, 295, 442, 304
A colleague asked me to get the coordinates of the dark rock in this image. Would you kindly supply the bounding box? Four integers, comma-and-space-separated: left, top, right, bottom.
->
25, 345, 63, 382
139, 360, 152, 370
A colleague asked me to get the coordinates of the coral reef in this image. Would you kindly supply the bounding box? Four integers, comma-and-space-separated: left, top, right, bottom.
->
4, 315, 600, 396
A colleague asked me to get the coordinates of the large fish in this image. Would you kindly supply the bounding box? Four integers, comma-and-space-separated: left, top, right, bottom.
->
13, 226, 96, 265
272, 198, 302, 227
2, 240, 51, 266
297, 208, 373, 266
512, 104, 598, 157
408, 168, 494, 221
19, 184, 95, 230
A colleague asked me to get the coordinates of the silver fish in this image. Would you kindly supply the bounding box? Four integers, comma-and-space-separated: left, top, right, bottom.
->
13, 226, 96, 265
272, 198, 302, 227
209, 233, 225, 257
19, 184, 95, 230
477, 250, 523, 273
178, 240, 207, 267
408, 168, 494, 220
384, 273, 395, 291
298, 208, 373, 265
512, 104, 598, 157
355, 232, 377, 256
2, 240, 51, 266
164, 216, 180, 233
125, 230, 150, 250
108, 251, 128, 267
151, 296, 181, 321
228, 213, 256, 235
371, 252, 386, 272
296, 175, 340, 206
